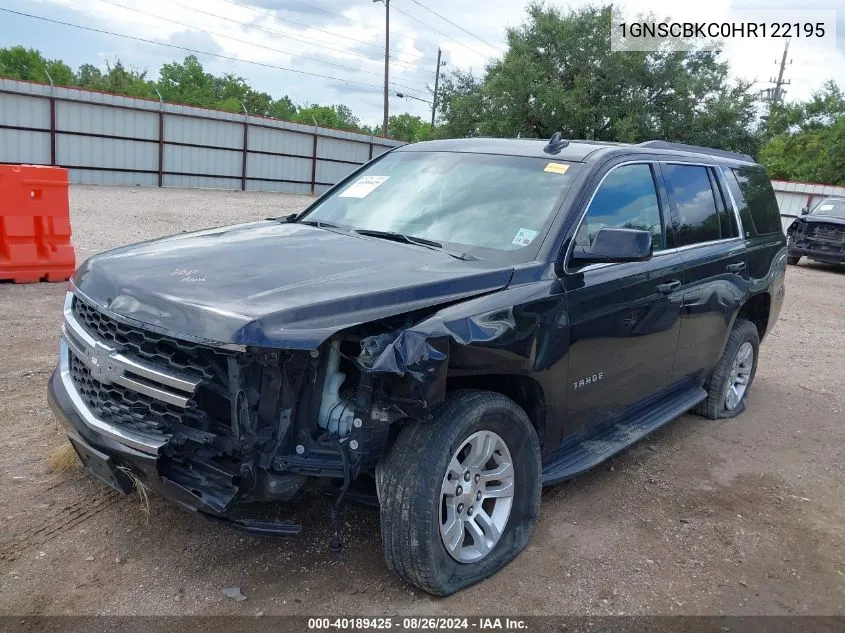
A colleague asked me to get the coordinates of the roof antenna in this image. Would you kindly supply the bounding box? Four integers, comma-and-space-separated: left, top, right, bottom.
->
544, 132, 569, 155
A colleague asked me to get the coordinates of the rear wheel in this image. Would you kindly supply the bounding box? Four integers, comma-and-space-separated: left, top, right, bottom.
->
377, 390, 540, 595
694, 318, 760, 419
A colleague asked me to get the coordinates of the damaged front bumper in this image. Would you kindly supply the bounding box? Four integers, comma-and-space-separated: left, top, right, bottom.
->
48, 363, 303, 535
789, 235, 845, 264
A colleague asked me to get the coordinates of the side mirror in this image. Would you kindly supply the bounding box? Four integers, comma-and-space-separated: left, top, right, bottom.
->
800, 207, 810, 215
571, 228, 653, 264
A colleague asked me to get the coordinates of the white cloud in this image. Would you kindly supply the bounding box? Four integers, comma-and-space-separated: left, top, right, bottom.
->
6, 0, 844, 125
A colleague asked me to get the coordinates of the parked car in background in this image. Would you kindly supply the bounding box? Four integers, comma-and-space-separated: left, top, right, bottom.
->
787, 197, 845, 266
48, 136, 786, 595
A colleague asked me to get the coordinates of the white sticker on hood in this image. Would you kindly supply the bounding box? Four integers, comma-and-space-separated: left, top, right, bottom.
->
339, 176, 389, 198
512, 228, 539, 247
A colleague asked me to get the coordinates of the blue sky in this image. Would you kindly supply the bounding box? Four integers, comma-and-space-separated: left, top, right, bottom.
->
0, 0, 842, 125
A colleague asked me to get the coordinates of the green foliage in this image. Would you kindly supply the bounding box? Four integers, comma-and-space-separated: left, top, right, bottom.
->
0, 46, 74, 85
435, 4, 759, 156
388, 113, 432, 142
0, 47, 378, 134
759, 81, 845, 186
292, 104, 362, 131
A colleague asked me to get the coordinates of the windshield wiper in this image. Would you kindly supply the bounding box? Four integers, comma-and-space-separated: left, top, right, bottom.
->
298, 219, 340, 229
353, 228, 477, 261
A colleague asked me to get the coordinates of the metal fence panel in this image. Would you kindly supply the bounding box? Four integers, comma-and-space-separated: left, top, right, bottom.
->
317, 136, 370, 163
246, 179, 312, 195
248, 126, 312, 157
165, 144, 242, 178
57, 134, 157, 170
0, 78, 405, 192
163, 174, 241, 189
0, 128, 50, 163
316, 160, 358, 185
246, 153, 311, 183
0, 92, 49, 128
166, 115, 244, 150
371, 145, 394, 158
58, 101, 158, 140
71, 169, 158, 187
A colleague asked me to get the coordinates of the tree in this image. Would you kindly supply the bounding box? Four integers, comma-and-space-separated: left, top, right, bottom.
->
0, 47, 423, 140
86, 60, 156, 99
268, 96, 297, 120
388, 113, 432, 142
157, 55, 216, 106
293, 104, 363, 132
759, 81, 845, 185
435, 4, 759, 156
0, 46, 74, 85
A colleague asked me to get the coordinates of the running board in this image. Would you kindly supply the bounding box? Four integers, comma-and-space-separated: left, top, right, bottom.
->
541, 387, 707, 485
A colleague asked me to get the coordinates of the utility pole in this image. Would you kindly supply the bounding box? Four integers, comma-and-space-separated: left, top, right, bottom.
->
430, 47, 442, 128
374, 0, 390, 136
770, 38, 792, 106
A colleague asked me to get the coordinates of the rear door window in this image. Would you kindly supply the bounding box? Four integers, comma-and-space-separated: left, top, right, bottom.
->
732, 168, 783, 235
662, 164, 722, 246
709, 169, 739, 238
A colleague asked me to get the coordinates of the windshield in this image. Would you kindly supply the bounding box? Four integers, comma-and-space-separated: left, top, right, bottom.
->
300, 150, 582, 261
810, 198, 845, 220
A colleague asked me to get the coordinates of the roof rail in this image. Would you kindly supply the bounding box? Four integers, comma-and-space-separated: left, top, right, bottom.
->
637, 140, 754, 163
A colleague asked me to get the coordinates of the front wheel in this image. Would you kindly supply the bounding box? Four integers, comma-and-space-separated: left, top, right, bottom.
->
377, 391, 541, 595
787, 235, 801, 265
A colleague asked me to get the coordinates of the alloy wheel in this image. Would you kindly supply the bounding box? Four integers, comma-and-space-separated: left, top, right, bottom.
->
439, 430, 514, 563
725, 341, 754, 411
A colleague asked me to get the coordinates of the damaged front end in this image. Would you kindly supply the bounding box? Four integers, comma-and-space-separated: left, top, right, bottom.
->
50, 290, 457, 535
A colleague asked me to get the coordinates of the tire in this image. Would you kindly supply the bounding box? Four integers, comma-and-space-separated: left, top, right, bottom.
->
787, 236, 801, 265
694, 318, 760, 419
376, 390, 541, 596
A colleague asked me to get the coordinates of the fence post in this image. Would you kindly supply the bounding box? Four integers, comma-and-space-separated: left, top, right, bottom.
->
155, 89, 164, 187
310, 134, 318, 195
45, 69, 56, 166
241, 103, 249, 192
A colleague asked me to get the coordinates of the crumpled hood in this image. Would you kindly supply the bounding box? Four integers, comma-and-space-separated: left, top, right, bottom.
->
797, 214, 845, 227
73, 221, 513, 348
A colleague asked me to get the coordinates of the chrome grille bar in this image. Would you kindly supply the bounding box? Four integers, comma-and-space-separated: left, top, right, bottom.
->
61, 293, 201, 408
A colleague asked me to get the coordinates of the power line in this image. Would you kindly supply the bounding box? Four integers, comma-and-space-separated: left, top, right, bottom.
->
0, 7, 424, 96
391, 4, 490, 59
406, 0, 504, 54
218, 0, 439, 67
95, 0, 430, 95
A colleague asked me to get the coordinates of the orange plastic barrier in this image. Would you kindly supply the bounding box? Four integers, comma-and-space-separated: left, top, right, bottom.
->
0, 165, 76, 283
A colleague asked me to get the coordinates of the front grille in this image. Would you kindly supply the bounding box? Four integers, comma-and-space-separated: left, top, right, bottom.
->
808, 224, 845, 243
69, 297, 235, 437
72, 298, 232, 381
69, 354, 208, 439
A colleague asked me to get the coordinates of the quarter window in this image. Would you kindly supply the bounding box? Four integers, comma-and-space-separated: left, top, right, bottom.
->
733, 168, 782, 235
663, 164, 722, 246
575, 163, 665, 252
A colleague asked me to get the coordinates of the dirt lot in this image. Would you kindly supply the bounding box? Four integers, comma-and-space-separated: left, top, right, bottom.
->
1, 185, 843, 616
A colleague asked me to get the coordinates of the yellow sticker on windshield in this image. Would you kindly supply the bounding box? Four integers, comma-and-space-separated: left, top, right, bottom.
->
544, 162, 569, 174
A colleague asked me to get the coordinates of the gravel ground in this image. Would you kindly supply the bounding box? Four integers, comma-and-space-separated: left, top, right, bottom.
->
1, 185, 844, 616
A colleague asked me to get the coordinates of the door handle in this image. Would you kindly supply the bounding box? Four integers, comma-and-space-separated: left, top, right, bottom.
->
656, 280, 681, 294
727, 262, 747, 273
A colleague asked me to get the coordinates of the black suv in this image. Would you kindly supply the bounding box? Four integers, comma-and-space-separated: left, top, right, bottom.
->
48, 137, 786, 595
787, 197, 845, 266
